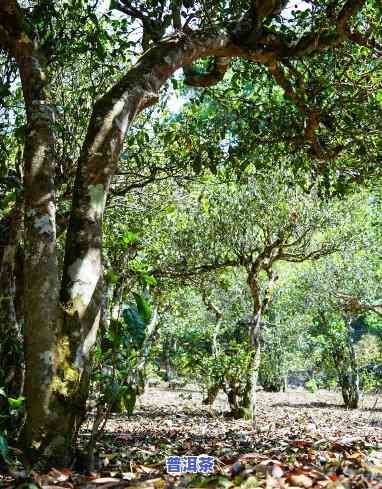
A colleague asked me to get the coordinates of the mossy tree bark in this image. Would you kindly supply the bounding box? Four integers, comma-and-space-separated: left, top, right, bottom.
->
0, 2, 64, 464
57, 36, 242, 460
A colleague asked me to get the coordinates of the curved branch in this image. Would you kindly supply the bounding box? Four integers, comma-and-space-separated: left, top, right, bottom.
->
345, 30, 382, 53
280, 0, 367, 58
151, 256, 247, 279
335, 292, 382, 317
267, 62, 344, 160
184, 57, 231, 87
231, 0, 288, 47
278, 243, 337, 263
201, 291, 223, 321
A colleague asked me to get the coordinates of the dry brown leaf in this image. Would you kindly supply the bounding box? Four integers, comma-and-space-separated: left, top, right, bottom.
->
47, 468, 71, 482
289, 440, 312, 448
345, 451, 363, 460
254, 461, 269, 476
325, 482, 347, 489
287, 473, 313, 488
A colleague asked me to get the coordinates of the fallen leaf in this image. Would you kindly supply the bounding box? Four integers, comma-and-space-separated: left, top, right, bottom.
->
287, 473, 313, 488
289, 440, 313, 448
48, 468, 70, 482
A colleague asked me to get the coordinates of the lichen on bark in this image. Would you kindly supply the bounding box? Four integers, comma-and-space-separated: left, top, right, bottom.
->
88, 184, 105, 218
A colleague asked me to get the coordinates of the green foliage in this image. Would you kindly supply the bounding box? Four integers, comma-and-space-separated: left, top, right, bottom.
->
7, 396, 25, 410
90, 290, 156, 417
103, 382, 137, 415
0, 387, 25, 428
199, 347, 253, 391
135, 186, 380, 413
305, 379, 318, 394
123, 293, 153, 347
259, 354, 285, 393
0, 432, 10, 465
0, 387, 25, 466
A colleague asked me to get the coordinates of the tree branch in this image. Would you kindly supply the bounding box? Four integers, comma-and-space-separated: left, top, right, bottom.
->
151, 256, 248, 279
282, 0, 367, 58
184, 57, 231, 87
267, 61, 344, 160
345, 30, 382, 52
0, 1, 24, 54
278, 243, 336, 263
231, 0, 288, 48
335, 292, 382, 317
201, 291, 223, 321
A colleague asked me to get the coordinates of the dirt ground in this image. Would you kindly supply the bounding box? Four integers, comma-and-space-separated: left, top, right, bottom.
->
4, 386, 380, 488
75, 385, 382, 488
96, 385, 382, 441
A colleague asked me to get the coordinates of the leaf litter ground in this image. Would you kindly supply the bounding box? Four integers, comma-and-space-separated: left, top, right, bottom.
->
3, 387, 382, 488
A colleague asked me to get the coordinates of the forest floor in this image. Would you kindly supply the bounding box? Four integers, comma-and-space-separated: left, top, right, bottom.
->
3, 386, 382, 488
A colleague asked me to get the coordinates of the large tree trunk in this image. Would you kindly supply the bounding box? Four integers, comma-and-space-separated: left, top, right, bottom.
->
1, 11, 63, 464
52, 32, 239, 462
224, 380, 251, 418
203, 383, 223, 405
226, 385, 244, 418
0, 15, 240, 463
340, 371, 359, 409
0, 2, 92, 466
